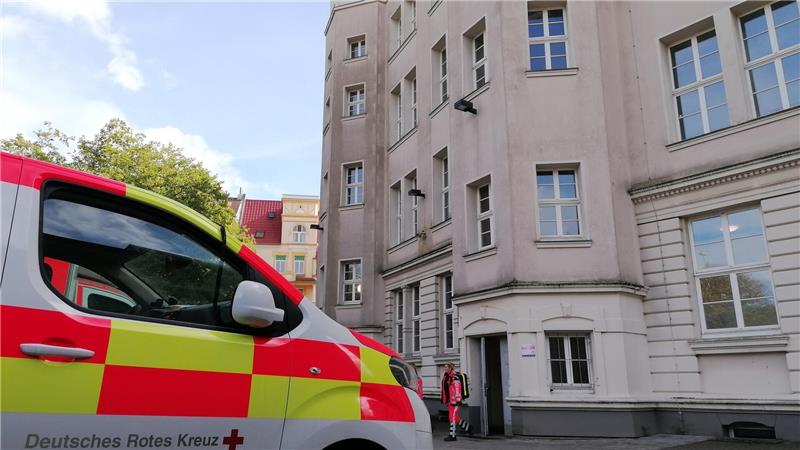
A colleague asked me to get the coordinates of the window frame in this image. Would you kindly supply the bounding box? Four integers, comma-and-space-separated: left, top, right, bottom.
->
293, 255, 305, 275
473, 32, 487, 89
535, 168, 583, 239
348, 35, 367, 59
275, 255, 287, 273
340, 258, 363, 305
410, 175, 419, 236
343, 162, 364, 206
440, 47, 449, 103
391, 182, 403, 245
395, 289, 405, 354
441, 274, 456, 351
292, 224, 306, 243
345, 84, 366, 117
441, 154, 451, 221
739, 2, 800, 117
476, 182, 493, 250
546, 334, 593, 390
688, 207, 779, 334
411, 284, 421, 354
411, 77, 418, 128
669, 29, 729, 140
527, 8, 569, 71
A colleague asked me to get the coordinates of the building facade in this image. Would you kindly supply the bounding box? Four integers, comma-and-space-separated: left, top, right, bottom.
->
317, 0, 800, 440
231, 194, 320, 301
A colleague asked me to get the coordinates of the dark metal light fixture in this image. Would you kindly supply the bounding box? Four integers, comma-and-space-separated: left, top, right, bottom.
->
408, 189, 426, 198
454, 98, 477, 114
310, 224, 324, 231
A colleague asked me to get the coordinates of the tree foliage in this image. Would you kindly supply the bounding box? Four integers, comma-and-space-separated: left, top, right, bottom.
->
2, 119, 253, 246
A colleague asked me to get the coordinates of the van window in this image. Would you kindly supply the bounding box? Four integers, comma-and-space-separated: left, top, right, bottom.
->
41, 191, 247, 330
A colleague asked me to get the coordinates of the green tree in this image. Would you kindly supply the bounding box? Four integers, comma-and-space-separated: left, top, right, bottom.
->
2, 119, 253, 246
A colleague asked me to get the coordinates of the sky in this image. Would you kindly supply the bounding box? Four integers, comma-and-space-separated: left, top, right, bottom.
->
0, 0, 330, 199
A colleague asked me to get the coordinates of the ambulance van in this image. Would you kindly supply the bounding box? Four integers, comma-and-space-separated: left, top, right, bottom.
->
0, 152, 433, 450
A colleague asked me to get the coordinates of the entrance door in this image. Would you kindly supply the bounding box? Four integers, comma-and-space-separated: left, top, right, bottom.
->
479, 335, 509, 436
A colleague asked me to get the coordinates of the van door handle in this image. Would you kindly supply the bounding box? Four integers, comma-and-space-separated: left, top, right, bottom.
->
20, 343, 95, 360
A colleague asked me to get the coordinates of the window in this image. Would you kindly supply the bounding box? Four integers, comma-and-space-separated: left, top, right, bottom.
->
473, 32, 487, 89
409, 175, 419, 236
349, 36, 366, 59
442, 274, 455, 350
740, 2, 799, 116
412, 284, 420, 353
254, 231, 265, 238
670, 30, 729, 140
440, 154, 451, 221
548, 334, 592, 389
440, 48, 448, 103
341, 260, 362, 304
409, 0, 416, 31
536, 169, 582, 237
41, 189, 247, 330
392, 6, 403, 50
395, 289, 405, 354
476, 183, 493, 249
411, 77, 418, 128
275, 255, 287, 273
346, 85, 366, 116
294, 256, 305, 275
690, 208, 778, 331
392, 83, 403, 140
292, 224, 306, 243
391, 183, 403, 244
528, 8, 568, 71
343, 163, 364, 205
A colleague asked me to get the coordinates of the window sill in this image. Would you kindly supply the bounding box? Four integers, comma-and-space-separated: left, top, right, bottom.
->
688, 333, 788, 355
339, 203, 364, 211
322, 122, 330, 136
430, 100, 449, 119
667, 106, 799, 152
341, 113, 366, 122
535, 239, 592, 248
388, 29, 417, 65
549, 386, 595, 394
343, 55, 367, 64
388, 235, 419, 254
463, 82, 490, 102
387, 127, 418, 154
325, 67, 332, 82
404, 356, 422, 365
431, 218, 452, 232
525, 67, 579, 78
433, 353, 459, 364
336, 303, 363, 309
464, 246, 497, 262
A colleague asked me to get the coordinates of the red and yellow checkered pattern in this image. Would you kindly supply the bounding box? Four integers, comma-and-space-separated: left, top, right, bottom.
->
0, 306, 414, 422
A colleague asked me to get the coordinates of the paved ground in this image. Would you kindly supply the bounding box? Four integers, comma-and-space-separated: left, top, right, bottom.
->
431, 422, 800, 450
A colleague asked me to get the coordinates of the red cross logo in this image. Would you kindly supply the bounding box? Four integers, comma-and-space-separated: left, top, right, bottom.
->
223, 429, 244, 450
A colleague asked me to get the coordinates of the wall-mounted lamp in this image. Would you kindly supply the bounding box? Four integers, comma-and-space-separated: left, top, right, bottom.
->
408, 189, 426, 198
310, 224, 324, 231
454, 98, 477, 114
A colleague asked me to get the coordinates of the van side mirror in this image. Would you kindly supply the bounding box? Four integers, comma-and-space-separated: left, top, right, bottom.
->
232, 281, 285, 328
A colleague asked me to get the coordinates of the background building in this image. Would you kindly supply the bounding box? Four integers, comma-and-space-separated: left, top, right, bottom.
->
231, 193, 320, 301
318, 0, 799, 440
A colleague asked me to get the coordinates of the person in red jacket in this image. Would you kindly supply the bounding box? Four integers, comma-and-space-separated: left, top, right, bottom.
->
440, 363, 472, 441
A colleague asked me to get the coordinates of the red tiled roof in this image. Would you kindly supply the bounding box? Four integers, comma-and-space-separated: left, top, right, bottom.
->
240, 199, 282, 245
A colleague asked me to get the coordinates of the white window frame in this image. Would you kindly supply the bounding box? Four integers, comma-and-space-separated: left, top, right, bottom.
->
346, 85, 366, 117
411, 284, 421, 354
292, 224, 306, 243
669, 29, 728, 140
393, 84, 403, 140
473, 32, 487, 89
739, 3, 800, 117
349, 36, 367, 59
547, 334, 593, 389
274, 255, 286, 273
392, 6, 403, 51
527, 8, 568, 71
535, 168, 583, 239
294, 255, 305, 275
411, 77, 418, 128
476, 182, 493, 250
410, 176, 418, 236
441, 155, 450, 221
343, 163, 364, 205
440, 48, 448, 103
392, 183, 403, 244
442, 274, 455, 351
395, 289, 405, 354
340, 259, 362, 304
689, 208, 779, 333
